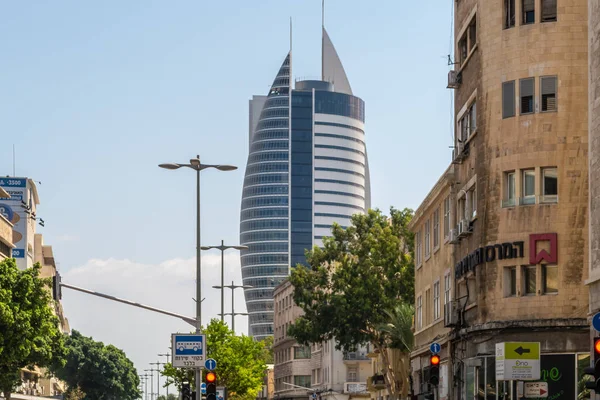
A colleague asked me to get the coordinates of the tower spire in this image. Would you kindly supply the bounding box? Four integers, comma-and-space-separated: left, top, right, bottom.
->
321, 0, 325, 80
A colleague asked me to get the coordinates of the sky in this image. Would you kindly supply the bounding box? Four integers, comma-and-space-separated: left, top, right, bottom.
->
0, 0, 453, 390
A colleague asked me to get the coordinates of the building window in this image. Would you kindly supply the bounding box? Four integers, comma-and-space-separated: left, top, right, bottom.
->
444, 274, 451, 305
542, 265, 558, 294
541, 0, 557, 22
457, 101, 477, 144
459, 36, 468, 65
520, 78, 534, 114
522, 0, 535, 24
542, 167, 558, 203
444, 197, 451, 238
503, 81, 516, 118
521, 169, 536, 205
524, 266, 537, 295
503, 171, 516, 207
294, 345, 311, 359
415, 231, 422, 266
469, 19, 477, 48
470, 185, 477, 219
469, 101, 477, 135
294, 376, 311, 388
425, 288, 431, 325
424, 219, 431, 258
433, 281, 441, 321
504, 0, 515, 28
417, 295, 423, 329
541, 76, 557, 112
433, 209, 440, 249
504, 267, 517, 297
347, 367, 358, 382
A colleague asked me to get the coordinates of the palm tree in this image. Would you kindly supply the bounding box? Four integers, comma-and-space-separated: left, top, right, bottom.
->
375, 302, 415, 400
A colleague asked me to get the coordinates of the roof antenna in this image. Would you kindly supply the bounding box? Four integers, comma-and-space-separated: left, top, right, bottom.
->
12, 144, 16, 177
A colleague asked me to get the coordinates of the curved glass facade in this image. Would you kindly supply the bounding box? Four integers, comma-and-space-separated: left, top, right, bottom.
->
240, 53, 291, 340
241, 51, 370, 341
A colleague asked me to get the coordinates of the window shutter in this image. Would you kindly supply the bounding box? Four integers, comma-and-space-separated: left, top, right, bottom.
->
541, 76, 557, 111
502, 81, 515, 118
520, 78, 534, 98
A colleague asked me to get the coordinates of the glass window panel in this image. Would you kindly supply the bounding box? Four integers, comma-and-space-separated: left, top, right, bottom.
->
541, 0, 557, 22
525, 266, 536, 295
507, 172, 515, 200
543, 168, 558, 195
543, 265, 558, 293
486, 357, 497, 400
523, 170, 535, 197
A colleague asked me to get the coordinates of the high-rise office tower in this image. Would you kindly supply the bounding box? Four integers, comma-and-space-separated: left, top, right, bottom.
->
240, 28, 371, 340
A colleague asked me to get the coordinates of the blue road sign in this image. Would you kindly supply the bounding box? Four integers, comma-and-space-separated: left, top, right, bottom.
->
593, 313, 600, 331
201, 383, 207, 394
430, 342, 441, 354
174, 334, 205, 356
205, 358, 217, 371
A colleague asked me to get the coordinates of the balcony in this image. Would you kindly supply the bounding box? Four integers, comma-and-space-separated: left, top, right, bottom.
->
343, 352, 370, 362
344, 382, 368, 394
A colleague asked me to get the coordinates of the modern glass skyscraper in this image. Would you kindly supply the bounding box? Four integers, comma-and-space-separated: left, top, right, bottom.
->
240, 28, 371, 340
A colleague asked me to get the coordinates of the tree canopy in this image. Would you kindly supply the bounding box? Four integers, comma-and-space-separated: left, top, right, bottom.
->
161, 320, 269, 400
0, 258, 65, 400
288, 208, 415, 399
289, 208, 414, 349
51, 330, 140, 400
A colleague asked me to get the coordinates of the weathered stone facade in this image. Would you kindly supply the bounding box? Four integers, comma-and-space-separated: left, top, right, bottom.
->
412, 0, 590, 399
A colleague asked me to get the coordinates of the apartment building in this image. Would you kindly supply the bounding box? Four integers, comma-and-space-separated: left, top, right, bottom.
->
409, 166, 455, 400
0, 187, 14, 259
273, 280, 371, 400
411, 0, 590, 399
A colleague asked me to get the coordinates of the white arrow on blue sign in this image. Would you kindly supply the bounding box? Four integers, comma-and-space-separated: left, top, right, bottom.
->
205, 358, 217, 370
593, 313, 600, 332
201, 383, 207, 394
430, 342, 441, 354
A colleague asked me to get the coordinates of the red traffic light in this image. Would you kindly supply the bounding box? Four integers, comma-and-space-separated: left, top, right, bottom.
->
595, 339, 600, 354
430, 355, 441, 366
206, 372, 217, 383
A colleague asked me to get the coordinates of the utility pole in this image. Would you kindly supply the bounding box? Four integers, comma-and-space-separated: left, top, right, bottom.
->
150, 362, 161, 399
145, 368, 157, 400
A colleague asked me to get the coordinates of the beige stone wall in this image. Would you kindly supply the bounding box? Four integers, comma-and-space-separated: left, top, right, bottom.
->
453, 0, 589, 325
0, 215, 13, 258
589, 0, 600, 315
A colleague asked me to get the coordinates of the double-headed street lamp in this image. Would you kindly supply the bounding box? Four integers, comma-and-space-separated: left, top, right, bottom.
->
201, 240, 248, 321
158, 353, 171, 399
213, 281, 253, 332
159, 156, 236, 400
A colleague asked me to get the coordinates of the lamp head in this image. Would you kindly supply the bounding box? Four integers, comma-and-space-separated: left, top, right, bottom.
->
159, 163, 182, 170
215, 165, 237, 171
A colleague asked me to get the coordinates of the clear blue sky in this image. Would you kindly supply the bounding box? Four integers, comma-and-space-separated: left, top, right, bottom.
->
0, 0, 453, 377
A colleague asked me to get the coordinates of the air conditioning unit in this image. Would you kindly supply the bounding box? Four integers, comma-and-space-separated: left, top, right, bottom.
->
444, 301, 459, 327
457, 219, 472, 237
448, 228, 459, 244
447, 70, 461, 89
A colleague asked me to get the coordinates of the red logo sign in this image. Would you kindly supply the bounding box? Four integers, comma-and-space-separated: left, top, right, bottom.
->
529, 233, 558, 265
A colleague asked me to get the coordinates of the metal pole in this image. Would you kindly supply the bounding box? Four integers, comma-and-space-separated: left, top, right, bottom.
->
221, 240, 225, 321
231, 281, 235, 332
195, 156, 202, 400
156, 364, 160, 399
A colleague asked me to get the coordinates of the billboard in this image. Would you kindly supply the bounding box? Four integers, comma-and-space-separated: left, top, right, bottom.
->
0, 177, 31, 269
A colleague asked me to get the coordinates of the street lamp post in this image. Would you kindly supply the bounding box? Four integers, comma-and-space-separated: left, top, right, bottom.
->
159, 156, 236, 400
150, 362, 161, 399
158, 353, 171, 399
144, 369, 156, 400
215, 281, 252, 332
201, 241, 248, 321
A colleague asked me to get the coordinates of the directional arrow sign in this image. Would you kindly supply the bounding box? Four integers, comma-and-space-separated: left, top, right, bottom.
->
505, 342, 539, 360
524, 382, 548, 398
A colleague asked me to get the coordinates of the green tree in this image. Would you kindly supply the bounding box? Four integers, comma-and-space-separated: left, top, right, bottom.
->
0, 258, 65, 400
51, 330, 140, 400
288, 208, 414, 400
161, 320, 269, 400
157, 394, 178, 400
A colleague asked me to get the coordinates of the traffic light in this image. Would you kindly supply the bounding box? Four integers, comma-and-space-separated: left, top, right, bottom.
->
585, 337, 600, 390
429, 354, 440, 386
182, 381, 192, 400
206, 371, 217, 400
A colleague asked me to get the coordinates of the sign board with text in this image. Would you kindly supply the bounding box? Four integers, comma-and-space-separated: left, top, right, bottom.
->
171, 334, 206, 368
524, 382, 548, 398
496, 342, 541, 381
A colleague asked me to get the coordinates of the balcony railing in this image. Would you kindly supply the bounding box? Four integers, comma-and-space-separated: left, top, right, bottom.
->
343, 352, 370, 361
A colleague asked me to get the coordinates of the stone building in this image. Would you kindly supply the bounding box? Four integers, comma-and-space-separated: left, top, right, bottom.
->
588, 0, 600, 352
408, 165, 455, 400
411, 0, 590, 399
